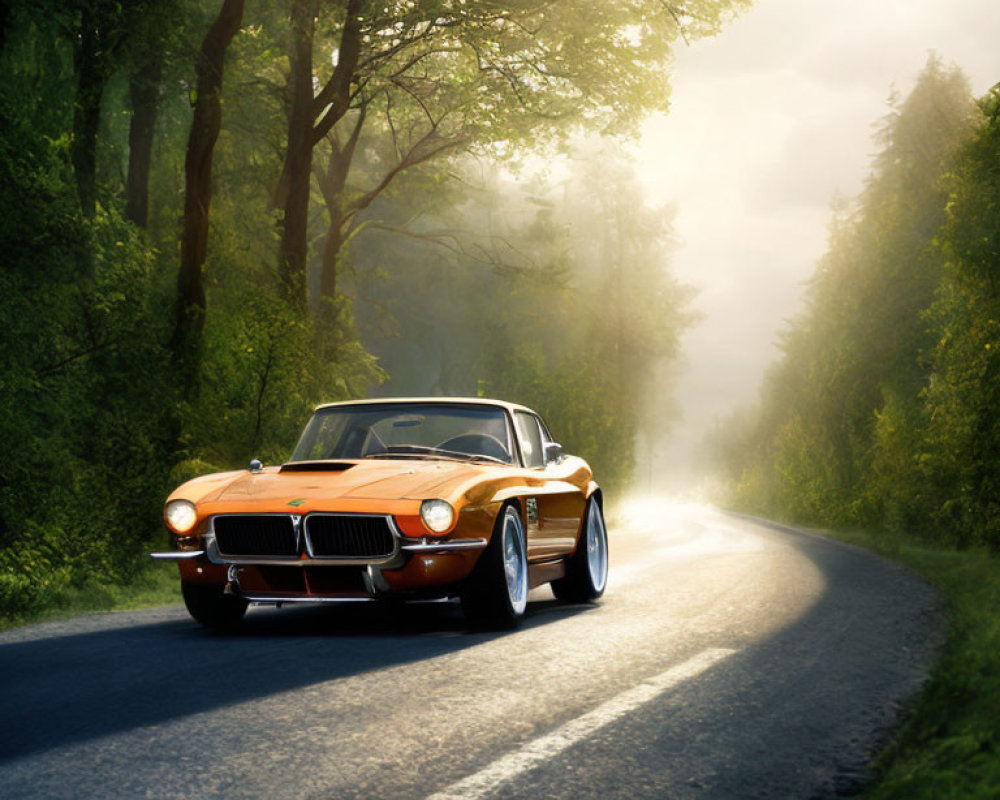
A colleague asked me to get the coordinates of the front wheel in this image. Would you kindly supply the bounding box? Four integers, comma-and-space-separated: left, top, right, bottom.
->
182, 581, 248, 631
551, 496, 608, 603
461, 504, 528, 628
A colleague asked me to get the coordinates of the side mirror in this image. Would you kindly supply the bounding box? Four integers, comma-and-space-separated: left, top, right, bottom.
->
543, 442, 563, 465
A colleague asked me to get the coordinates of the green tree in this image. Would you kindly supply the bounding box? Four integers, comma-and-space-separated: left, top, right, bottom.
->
715, 57, 976, 532
921, 84, 1000, 547
0, 84, 173, 614
172, 0, 245, 386
275, 0, 748, 313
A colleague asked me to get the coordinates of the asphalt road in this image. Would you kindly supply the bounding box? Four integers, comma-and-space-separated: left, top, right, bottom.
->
0, 504, 943, 800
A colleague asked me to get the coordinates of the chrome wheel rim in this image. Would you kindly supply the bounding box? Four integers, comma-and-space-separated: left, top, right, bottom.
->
586, 502, 608, 593
502, 510, 528, 615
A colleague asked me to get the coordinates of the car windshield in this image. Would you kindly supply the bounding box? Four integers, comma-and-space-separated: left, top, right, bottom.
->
289, 403, 514, 464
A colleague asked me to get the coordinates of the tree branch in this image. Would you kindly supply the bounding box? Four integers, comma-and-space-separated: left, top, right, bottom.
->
658, 1, 693, 46
363, 221, 540, 277
312, 0, 365, 143
348, 129, 464, 215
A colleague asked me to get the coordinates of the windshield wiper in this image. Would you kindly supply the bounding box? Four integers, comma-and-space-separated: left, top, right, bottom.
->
361, 446, 507, 465
360, 452, 443, 461
431, 447, 507, 465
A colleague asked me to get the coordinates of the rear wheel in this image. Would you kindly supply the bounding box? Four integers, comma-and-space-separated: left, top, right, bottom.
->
182, 581, 248, 631
551, 496, 608, 603
461, 504, 528, 628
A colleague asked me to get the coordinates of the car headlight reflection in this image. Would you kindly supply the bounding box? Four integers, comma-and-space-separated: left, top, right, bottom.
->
420, 499, 455, 533
165, 500, 198, 534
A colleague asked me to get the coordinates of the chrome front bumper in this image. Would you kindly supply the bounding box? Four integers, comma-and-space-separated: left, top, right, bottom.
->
149, 537, 487, 562
149, 550, 205, 561
400, 538, 487, 553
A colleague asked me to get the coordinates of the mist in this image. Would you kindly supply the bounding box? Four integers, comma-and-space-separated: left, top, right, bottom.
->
632, 0, 1000, 494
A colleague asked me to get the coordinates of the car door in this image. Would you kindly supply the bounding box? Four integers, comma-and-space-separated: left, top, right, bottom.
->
514, 411, 585, 560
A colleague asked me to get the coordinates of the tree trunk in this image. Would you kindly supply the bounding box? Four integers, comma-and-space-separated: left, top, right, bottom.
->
0, 1, 11, 53
319, 218, 344, 300
277, 0, 364, 312
171, 0, 245, 383
315, 127, 360, 304
277, 0, 317, 311
71, 7, 110, 218
312, 102, 459, 307
125, 53, 162, 228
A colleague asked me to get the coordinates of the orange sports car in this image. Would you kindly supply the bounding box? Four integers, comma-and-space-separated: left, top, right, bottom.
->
152, 398, 608, 629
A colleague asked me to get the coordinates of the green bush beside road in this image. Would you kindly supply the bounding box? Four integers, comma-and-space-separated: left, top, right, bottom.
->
0, 565, 180, 633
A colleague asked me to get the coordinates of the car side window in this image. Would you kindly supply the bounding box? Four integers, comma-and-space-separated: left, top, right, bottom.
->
514, 412, 545, 468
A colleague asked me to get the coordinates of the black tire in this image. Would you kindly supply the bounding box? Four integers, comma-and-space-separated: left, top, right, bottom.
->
182, 581, 249, 631
461, 503, 529, 629
551, 496, 609, 603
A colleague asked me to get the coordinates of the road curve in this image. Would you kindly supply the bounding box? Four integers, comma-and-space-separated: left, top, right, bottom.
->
0, 504, 942, 799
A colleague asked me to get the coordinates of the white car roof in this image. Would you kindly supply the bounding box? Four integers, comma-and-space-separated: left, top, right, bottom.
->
312, 396, 539, 417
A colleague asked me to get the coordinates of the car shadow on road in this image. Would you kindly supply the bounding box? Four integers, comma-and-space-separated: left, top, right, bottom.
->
0, 597, 590, 763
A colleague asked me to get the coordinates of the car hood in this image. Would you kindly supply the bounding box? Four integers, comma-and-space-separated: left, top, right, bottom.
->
194, 459, 482, 505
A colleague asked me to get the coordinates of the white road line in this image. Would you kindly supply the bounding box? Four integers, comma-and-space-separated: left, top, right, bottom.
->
425, 647, 736, 800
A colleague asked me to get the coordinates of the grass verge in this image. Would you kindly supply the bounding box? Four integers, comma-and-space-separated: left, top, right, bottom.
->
820, 528, 1000, 799
0, 565, 181, 633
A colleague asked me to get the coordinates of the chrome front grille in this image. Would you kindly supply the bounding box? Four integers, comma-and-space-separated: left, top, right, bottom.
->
304, 514, 397, 560
213, 515, 298, 558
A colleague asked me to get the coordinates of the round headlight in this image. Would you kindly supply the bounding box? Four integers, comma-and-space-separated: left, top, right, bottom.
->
420, 499, 455, 534
165, 500, 198, 534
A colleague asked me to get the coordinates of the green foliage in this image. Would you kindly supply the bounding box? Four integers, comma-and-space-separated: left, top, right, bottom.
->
0, 81, 174, 616
870, 388, 931, 534
713, 57, 989, 546
182, 286, 385, 468
0, 565, 182, 633
919, 86, 1000, 548
322, 0, 749, 151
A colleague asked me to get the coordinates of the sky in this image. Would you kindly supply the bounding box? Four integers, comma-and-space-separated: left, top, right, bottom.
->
634, 0, 1000, 492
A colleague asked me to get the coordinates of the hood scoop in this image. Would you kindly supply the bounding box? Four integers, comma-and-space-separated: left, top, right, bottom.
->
279, 461, 355, 473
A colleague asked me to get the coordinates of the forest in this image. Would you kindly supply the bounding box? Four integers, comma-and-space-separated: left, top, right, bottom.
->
0, 0, 747, 620
6, 3, 1000, 795
713, 56, 1000, 551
